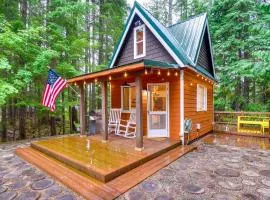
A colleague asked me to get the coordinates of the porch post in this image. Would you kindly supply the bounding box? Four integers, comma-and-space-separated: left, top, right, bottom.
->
79, 84, 85, 135
135, 76, 144, 151
101, 81, 108, 142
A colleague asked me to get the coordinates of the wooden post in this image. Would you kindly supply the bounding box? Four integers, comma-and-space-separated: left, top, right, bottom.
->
135, 76, 143, 151
79, 84, 85, 135
101, 81, 108, 142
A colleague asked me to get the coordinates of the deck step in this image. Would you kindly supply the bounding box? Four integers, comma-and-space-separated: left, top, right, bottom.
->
16, 147, 119, 200
16, 145, 196, 200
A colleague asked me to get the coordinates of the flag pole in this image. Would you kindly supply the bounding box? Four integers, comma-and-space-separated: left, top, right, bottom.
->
66, 83, 80, 97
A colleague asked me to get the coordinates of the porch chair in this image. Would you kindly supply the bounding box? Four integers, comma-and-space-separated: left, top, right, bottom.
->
184, 119, 192, 144
116, 111, 136, 138
108, 108, 121, 134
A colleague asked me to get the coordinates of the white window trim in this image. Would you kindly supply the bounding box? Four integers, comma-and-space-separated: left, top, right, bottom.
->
121, 86, 135, 113
134, 24, 146, 59
197, 84, 207, 112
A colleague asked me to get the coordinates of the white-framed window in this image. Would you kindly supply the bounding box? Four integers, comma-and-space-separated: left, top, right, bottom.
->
121, 86, 136, 112
134, 24, 146, 59
197, 84, 207, 111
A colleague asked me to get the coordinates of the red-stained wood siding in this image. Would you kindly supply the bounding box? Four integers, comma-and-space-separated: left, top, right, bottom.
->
184, 69, 214, 141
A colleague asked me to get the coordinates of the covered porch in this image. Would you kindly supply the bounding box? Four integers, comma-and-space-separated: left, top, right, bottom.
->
68, 60, 184, 150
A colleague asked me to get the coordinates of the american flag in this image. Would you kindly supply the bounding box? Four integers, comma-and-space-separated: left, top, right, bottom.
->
42, 69, 67, 112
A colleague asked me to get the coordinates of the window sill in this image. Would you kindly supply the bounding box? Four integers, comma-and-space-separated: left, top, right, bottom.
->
134, 54, 145, 59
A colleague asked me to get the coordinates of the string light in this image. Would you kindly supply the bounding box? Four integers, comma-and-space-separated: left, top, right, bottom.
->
124, 72, 128, 77
109, 75, 112, 81
144, 69, 148, 75
197, 74, 200, 77
74, 82, 77, 86
167, 71, 170, 76
190, 83, 193, 86
84, 80, 86, 85
174, 71, 178, 76
157, 70, 161, 75
95, 78, 98, 83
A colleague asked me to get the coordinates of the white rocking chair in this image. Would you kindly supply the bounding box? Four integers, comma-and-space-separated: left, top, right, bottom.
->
116, 112, 136, 138
108, 108, 121, 134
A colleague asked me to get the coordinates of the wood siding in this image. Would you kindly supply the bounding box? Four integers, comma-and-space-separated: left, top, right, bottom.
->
197, 28, 214, 75
114, 15, 176, 67
184, 69, 214, 141
110, 71, 180, 141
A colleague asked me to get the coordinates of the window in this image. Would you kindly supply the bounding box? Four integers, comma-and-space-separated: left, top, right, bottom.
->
121, 86, 136, 112
197, 84, 207, 111
134, 24, 146, 59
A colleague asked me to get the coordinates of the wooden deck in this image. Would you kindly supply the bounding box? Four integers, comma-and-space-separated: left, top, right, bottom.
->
29, 134, 181, 182
16, 138, 195, 200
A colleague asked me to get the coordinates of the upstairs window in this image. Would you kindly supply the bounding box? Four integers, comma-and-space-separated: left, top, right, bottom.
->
134, 24, 146, 59
121, 86, 136, 112
197, 84, 207, 111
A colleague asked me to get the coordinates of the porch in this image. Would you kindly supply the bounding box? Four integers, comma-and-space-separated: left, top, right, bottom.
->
68, 60, 185, 150
29, 134, 181, 182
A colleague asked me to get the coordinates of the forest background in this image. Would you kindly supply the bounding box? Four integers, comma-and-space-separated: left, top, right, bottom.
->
0, 0, 269, 141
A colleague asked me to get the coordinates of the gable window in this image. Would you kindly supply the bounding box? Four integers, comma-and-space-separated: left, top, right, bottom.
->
134, 24, 146, 59
197, 84, 207, 111
121, 86, 136, 112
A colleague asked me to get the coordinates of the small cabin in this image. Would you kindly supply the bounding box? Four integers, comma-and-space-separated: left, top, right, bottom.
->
68, 2, 216, 150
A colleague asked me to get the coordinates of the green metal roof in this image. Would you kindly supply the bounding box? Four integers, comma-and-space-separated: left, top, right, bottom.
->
167, 13, 207, 64
143, 59, 179, 69
135, 2, 194, 66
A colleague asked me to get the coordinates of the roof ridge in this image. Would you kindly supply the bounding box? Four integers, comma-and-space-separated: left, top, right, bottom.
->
167, 13, 207, 29
134, 1, 167, 27
134, 1, 194, 65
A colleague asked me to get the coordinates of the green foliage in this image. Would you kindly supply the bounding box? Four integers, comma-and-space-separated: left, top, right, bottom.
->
0, 0, 127, 139
247, 103, 266, 112
210, 0, 270, 111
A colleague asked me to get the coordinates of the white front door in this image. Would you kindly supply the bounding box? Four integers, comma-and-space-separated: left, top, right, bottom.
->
147, 83, 169, 138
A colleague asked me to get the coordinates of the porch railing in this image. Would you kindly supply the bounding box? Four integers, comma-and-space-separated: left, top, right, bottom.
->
214, 111, 270, 136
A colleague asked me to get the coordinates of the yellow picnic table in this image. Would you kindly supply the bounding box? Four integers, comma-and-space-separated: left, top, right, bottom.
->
237, 116, 269, 134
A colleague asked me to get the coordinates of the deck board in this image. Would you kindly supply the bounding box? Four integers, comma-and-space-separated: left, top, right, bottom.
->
30, 135, 181, 182
16, 143, 195, 200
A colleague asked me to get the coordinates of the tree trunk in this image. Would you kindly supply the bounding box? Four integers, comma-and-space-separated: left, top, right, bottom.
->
19, 106, 26, 139
1, 105, 7, 142
85, 0, 91, 130
91, 0, 97, 110
98, 0, 104, 65
61, 92, 65, 135
252, 80, 256, 103
20, 0, 28, 27
50, 115, 56, 136
234, 79, 241, 111
243, 77, 250, 106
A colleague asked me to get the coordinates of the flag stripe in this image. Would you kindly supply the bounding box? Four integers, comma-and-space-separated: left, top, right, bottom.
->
48, 78, 63, 106
49, 80, 66, 108
42, 84, 50, 106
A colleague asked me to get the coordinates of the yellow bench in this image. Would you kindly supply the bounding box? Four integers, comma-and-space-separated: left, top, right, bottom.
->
237, 116, 269, 134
